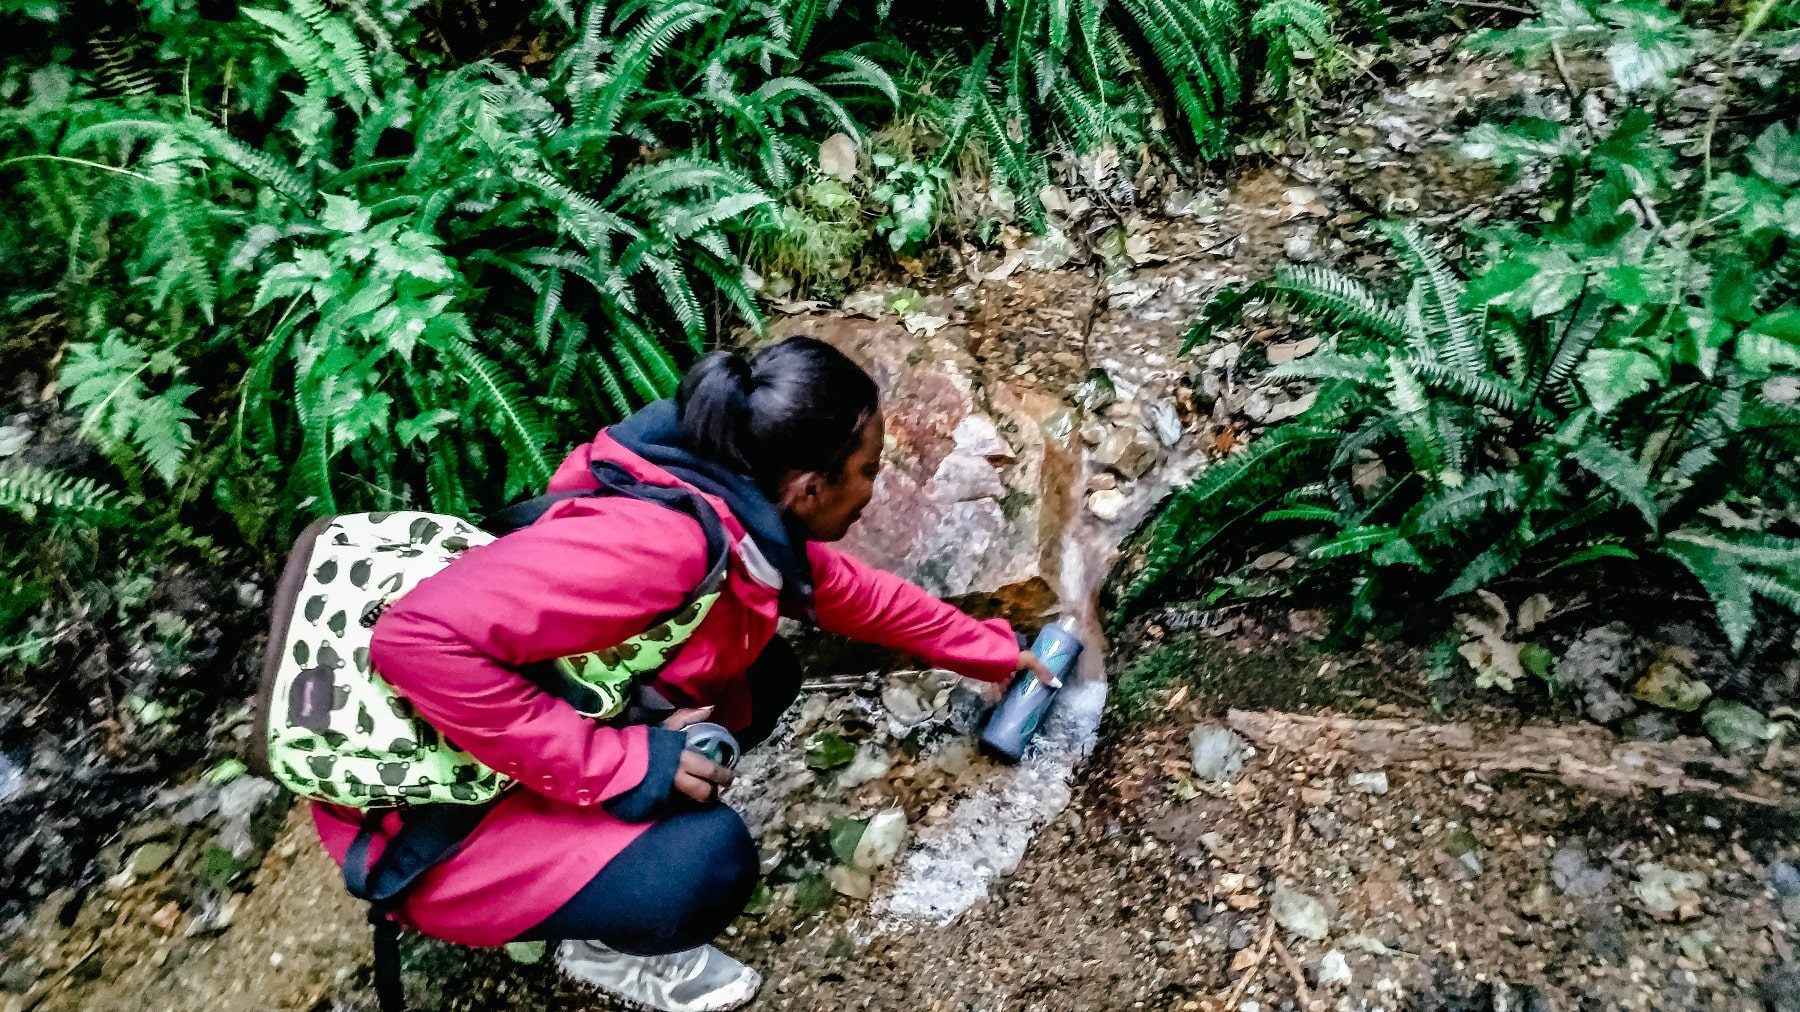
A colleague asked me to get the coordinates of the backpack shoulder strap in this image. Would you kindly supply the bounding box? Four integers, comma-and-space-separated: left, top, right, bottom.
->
484, 459, 731, 601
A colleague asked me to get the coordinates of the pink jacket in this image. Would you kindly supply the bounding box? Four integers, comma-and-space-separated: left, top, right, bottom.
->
312, 427, 1019, 945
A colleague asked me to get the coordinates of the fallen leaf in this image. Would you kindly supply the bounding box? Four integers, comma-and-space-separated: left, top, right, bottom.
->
818, 132, 858, 182
1265, 337, 1321, 364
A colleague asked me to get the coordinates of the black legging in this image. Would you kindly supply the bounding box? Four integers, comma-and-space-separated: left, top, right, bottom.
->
514, 637, 803, 952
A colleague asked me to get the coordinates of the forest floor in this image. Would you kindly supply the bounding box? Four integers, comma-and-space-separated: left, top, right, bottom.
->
4, 31, 1799, 1012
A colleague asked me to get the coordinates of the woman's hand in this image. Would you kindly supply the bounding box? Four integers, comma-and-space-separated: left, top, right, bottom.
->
663, 705, 733, 804
1018, 650, 1062, 689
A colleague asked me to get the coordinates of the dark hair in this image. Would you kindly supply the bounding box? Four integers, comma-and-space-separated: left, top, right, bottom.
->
677, 337, 879, 488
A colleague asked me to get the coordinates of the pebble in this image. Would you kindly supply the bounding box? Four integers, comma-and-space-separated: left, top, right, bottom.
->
1771, 861, 1800, 898
127, 841, 176, 878
1189, 725, 1250, 783
1550, 842, 1613, 899
1316, 949, 1352, 987
1271, 884, 1331, 941
1633, 863, 1707, 921
1087, 489, 1127, 521
1347, 771, 1388, 795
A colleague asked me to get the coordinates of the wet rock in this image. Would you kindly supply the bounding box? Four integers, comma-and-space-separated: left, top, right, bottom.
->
1632, 863, 1706, 921
1620, 711, 1680, 742
825, 865, 874, 899
1087, 489, 1127, 522
773, 315, 1076, 618
1075, 369, 1117, 413
881, 669, 958, 736
1347, 771, 1388, 795
1189, 725, 1250, 783
838, 743, 893, 789
1701, 699, 1778, 756
1271, 884, 1331, 940
1315, 949, 1352, 988
1551, 842, 1613, 899
1143, 400, 1183, 447
1556, 624, 1644, 724
852, 809, 908, 870
1094, 426, 1162, 481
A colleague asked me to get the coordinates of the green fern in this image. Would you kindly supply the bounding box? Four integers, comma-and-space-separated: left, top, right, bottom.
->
0, 463, 124, 519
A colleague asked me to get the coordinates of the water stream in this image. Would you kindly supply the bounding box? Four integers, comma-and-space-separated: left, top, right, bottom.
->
875, 315, 1205, 927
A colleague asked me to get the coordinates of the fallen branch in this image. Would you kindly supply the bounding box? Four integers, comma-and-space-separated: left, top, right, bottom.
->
1226, 709, 1790, 807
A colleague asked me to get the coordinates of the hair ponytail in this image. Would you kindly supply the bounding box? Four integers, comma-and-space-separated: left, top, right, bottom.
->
676, 337, 879, 489
677, 350, 757, 472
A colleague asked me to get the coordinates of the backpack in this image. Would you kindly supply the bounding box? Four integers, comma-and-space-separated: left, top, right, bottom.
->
247, 463, 730, 809
246, 462, 732, 1012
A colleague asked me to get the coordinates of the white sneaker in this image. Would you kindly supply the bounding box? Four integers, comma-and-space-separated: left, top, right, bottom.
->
556, 940, 763, 1012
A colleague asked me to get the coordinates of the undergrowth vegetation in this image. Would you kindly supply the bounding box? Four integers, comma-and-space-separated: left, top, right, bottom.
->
0, 0, 1375, 689
1122, 0, 1800, 672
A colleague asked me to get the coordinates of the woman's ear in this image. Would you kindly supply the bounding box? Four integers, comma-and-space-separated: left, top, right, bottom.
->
775, 470, 819, 511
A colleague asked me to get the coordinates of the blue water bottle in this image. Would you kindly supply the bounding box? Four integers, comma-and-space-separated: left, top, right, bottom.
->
979, 620, 1084, 763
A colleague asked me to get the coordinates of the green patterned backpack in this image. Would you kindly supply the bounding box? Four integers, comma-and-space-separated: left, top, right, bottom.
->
247, 464, 730, 810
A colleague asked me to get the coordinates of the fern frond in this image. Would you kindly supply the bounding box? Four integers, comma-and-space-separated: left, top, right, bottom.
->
1378, 222, 1481, 373
1569, 436, 1659, 528
0, 463, 124, 519
1661, 534, 1755, 652
1273, 264, 1411, 342
443, 340, 554, 489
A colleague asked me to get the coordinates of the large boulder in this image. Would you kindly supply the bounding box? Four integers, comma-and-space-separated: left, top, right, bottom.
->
767, 315, 1079, 621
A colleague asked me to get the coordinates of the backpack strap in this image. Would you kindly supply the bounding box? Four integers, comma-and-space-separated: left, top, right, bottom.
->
343, 803, 499, 1012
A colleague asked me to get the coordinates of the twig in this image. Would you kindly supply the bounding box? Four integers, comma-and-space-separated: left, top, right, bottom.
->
1272, 936, 1317, 1010
1221, 920, 1278, 1009
1439, 0, 1534, 14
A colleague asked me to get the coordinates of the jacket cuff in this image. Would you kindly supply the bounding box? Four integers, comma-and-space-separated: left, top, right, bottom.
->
603, 727, 687, 822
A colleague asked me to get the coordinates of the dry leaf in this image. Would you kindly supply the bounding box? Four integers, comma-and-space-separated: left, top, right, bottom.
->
1265, 337, 1321, 364
818, 132, 858, 182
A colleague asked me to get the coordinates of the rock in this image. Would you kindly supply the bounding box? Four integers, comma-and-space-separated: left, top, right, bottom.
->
881, 669, 958, 736
1143, 400, 1183, 447
1620, 711, 1680, 742
1315, 949, 1352, 988
771, 316, 1076, 618
1518, 881, 1558, 920
1094, 426, 1162, 481
1550, 842, 1613, 899
1771, 861, 1800, 898
127, 841, 176, 878
1632, 656, 1712, 712
825, 865, 874, 899
1189, 725, 1250, 783
1632, 863, 1706, 921
0, 751, 22, 805
1283, 233, 1320, 263
1762, 963, 1800, 1012
852, 809, 907, 870
214, 776, 282, 863
1271, 885, 1330, 940
1557, 624, 1645, 724
1087, 489, 1127, 522
1701, 699, 1778, 756
838, 743, 893, 789
1086, 472, 1118, 493
1075, 369, 1117, 413
1437, 825, 1482, 878
1347, 771, 1388, 795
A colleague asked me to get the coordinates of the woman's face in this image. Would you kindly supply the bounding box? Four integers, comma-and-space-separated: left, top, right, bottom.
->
783, 413, 884, 543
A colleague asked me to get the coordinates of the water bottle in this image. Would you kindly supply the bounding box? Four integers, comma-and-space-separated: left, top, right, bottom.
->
682, 721, 741, 769
979, 619, 1084, 764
